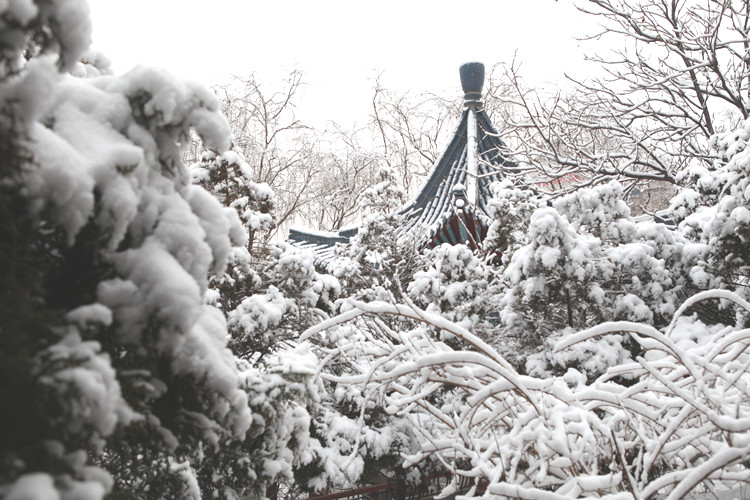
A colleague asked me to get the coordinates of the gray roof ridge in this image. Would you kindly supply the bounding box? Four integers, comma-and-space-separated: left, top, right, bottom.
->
397, 107, 471, 216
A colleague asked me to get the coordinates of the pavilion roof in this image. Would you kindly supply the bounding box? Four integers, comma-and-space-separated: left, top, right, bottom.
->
288, 62, 517, 269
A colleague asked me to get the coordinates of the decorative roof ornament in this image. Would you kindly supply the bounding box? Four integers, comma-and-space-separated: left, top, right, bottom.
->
459, 61, 485, 108
289, 62, 516, 269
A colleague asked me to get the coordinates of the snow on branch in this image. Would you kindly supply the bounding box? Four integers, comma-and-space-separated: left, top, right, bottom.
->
303, 293, 750, 499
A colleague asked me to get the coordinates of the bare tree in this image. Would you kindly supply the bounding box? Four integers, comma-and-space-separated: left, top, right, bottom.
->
212, 70, 323, 241
486, 0, 750, 201
308, 127, 382, 231
190, 72, 396, 237
369, 77, 461, 196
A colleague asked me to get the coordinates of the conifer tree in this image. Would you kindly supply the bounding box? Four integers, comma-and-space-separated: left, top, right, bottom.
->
0, 1, 266, 497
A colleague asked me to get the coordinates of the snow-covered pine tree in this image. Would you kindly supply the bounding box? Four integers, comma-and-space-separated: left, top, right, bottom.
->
554, 181, 681, 327
499, 206, 598, 346
359, 165, 406, 217
407, 243, 497, 340
685, 120, 750, 298
499, 182, 682, 378
660, 117, 750, 328
222, 242, 339, 362
188, 129, 364, 497
191, 148, 275, 253
333, 165, 422, 303
483, 179, 546, 268
0, 2, 261, 498
191, 147, 339, 363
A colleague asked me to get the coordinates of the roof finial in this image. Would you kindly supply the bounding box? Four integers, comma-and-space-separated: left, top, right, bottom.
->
460, 62, 484, 106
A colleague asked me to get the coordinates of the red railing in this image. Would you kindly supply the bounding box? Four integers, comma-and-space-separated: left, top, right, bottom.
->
306, 473, 480, 500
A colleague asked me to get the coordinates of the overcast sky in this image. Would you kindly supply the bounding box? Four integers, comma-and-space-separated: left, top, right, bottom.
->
86, 0, 599, 128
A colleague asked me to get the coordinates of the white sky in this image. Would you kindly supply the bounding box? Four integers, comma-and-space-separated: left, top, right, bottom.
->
86, 0, 599, 129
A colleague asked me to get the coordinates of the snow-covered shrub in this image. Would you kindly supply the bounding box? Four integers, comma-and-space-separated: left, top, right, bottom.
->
223, 243, 337, 362
332, 212, 425, 303
554, 182, 679, 328
483, 179, 546, 266
553, 180, 635, 245
301, 307, 451, 494
331, 158, 429, 306
359, 165, 406, 216
304, 293, 750, 499
188, 123, 355, 498
689, 118, 750, 299
193, 145, 340, 365
191, 344, 359, 498
321, 208, 465, 492
657, 115, 750, 327
408, 243, 497, 338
